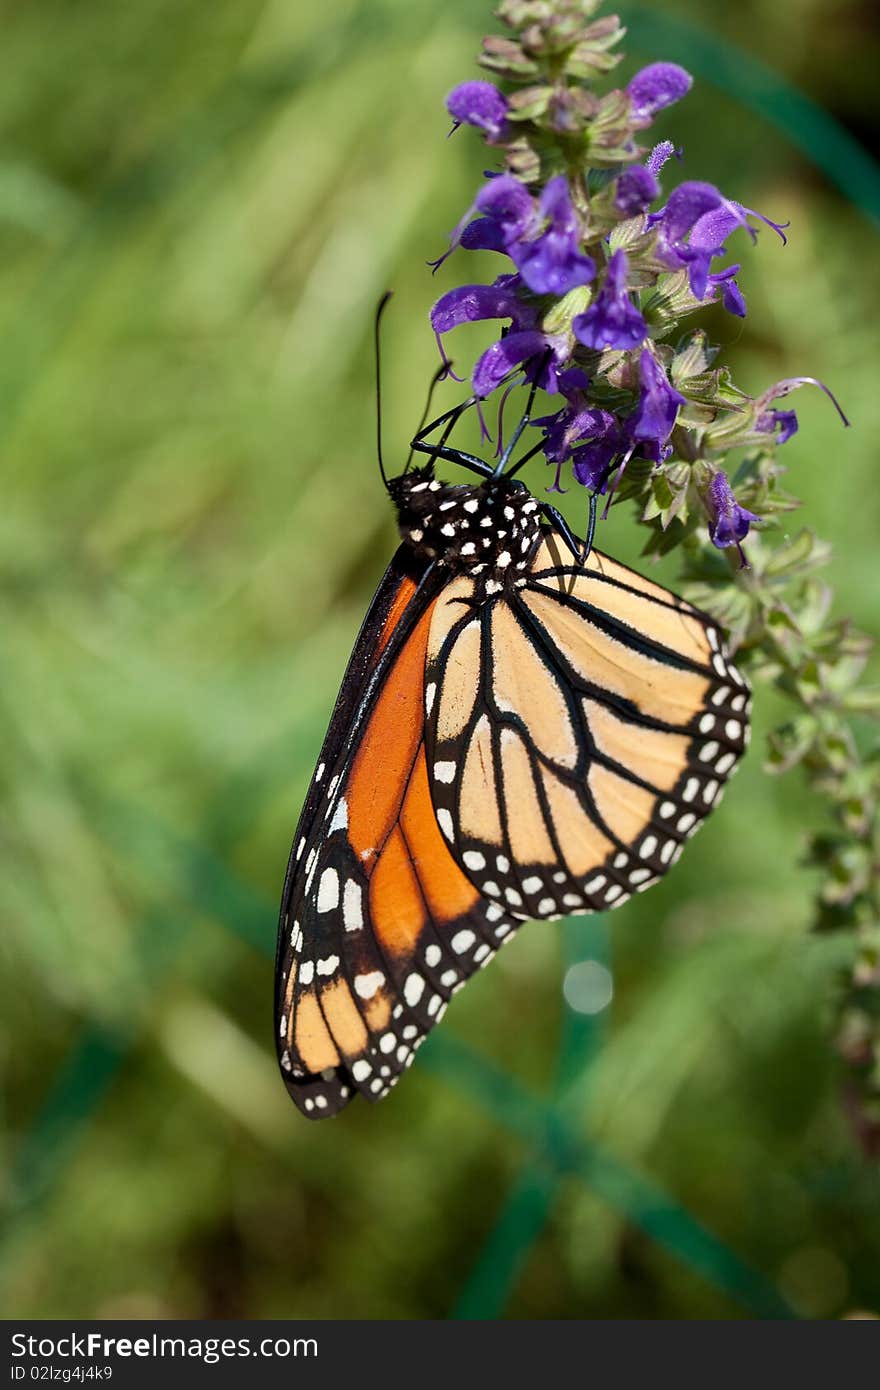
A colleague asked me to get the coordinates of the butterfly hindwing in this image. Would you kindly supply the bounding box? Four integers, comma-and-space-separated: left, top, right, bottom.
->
425, 536, 750, 915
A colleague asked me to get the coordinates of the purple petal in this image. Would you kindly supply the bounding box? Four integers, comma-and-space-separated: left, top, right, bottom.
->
627, 63, 693, 121
521, 334, 569, 393
722, 279, 747, 316
572, 432, 621, 491
515, 232, 595, 296
707, 470, 760, 551
615, 166, 660, 216
536, 405, 616, 464
572, 249, 646, 351
430, 282, 527, 335
573, 301, 647, 351
472, 330, 550, 397
707, 264, 747, 317
475, 174, 536, 240
511, 175, 595, 295
628, 350, 686, 453
557, 367, 590, 397
538, 174, 577, 231
688, 203, 752, 252
660, 181, 726, 244
460, 218, 509, 254
676, 245, 716, 301
446, 81, 509, 140
757, 408, 798, 444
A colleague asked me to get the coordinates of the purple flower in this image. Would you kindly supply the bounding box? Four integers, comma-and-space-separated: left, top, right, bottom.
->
706, 470, 760, 566
514, 176, 596, 296
707, 263, 746, 317
429, 173, 535, 272
474, 175, 536, 243
472, 330, 568, 398
757, 409, 799, 444
627, 350, 687, 461
571, 417, 624, 491
615, 166, 660, 217
532, 370, 590, 461
757, 376, 851, 429
430, 275, 529, 379
573, 250, 647, 351
627, 63, 693, 123
446, 81, 509, 140
532, 372, 624, 493
430, 278, 530, 337
457, 175, 594, 296
652, 181, 788, 307
430, 274, 569, 398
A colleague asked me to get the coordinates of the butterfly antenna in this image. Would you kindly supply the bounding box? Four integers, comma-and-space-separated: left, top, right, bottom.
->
374, 291, 394, 493
404, 362, 448, 474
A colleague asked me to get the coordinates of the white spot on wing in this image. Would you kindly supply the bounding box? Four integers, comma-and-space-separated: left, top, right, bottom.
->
343, 879, 363, 932
404, 973, 425, 1006
317, 868, 339, 913
354, 971, 385, 999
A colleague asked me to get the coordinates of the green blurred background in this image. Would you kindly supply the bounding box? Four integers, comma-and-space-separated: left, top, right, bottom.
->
2, 0, 879, 1321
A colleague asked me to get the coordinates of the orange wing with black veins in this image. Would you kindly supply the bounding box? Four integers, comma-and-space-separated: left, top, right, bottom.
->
275, 552, 517, 1119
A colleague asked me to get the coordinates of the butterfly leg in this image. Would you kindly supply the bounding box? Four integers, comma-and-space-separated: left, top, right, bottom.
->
538, 502, 582, 562
407, 396, 494, 479
495, 349, 553, 477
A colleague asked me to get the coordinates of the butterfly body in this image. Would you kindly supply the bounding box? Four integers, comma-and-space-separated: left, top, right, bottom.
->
389, 466, 542, 583
275, 459, 750, 1119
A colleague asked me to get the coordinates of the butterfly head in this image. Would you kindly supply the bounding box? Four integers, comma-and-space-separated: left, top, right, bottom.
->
389, 466, 543, 583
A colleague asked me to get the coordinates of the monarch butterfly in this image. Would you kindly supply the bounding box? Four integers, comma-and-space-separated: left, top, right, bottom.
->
274, 332, 750, 1120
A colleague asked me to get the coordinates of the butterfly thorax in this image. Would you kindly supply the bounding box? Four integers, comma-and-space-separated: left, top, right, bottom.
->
389, 468, 543, 585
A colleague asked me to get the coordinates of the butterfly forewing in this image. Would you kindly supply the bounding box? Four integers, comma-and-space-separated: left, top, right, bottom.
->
276, 549, 518, 1119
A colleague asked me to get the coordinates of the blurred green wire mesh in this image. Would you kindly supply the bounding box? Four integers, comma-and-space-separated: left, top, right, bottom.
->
1, 0, 879, 1320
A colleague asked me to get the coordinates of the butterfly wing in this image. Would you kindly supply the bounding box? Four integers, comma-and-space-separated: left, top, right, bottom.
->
275, 548, 518, 1119
425, 534, 750, 916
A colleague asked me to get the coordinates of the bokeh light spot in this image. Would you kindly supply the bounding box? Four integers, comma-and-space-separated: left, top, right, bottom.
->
562, 960, 613, 1015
